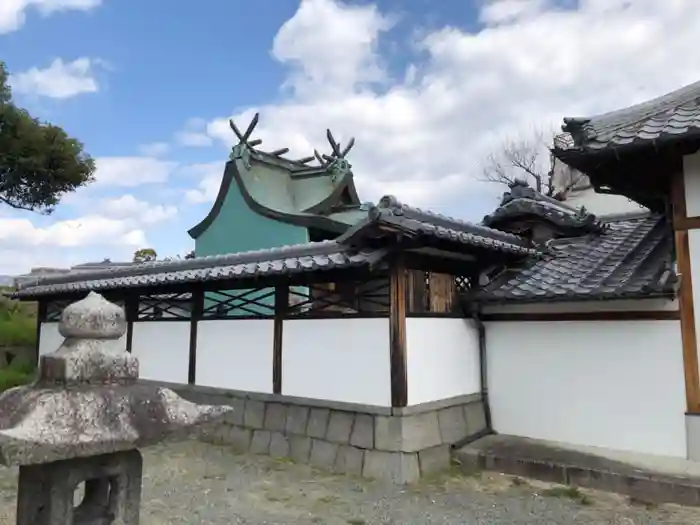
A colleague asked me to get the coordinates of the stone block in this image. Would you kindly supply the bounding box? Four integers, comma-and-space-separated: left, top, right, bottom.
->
376, 412, 442, 453
270, 432, 291, 458
452, 446, 483, 475
286, 405, 310, 435
309, 439, 338, 468
227, 427, 252, 453
222, 397, 245, 426
244, 400, 266, 429
374, 415, 403, 451
350, 413, 374, 449
326, 410, 354, 444
264, 403, 288, 432
401, 412, 442, 452
334, 445, 364, 475
418, 445, 451, 476
363, 450, 420, 484
464, 402, 487, 435
289, 435, 312, 463
200, 424, 230, 445
250, 430, 272, 455
306, 408, 330, 439
437, 405, 469, 444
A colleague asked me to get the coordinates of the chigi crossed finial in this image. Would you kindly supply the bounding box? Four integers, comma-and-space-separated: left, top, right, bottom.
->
228, 114, 355, 166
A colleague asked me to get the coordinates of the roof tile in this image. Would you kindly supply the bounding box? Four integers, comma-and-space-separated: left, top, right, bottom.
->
555, 80, 700, 153
475, 213, 675, 304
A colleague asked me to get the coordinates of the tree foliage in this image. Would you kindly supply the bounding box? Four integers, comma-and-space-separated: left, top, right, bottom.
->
133, 248, 157, 263
480, 128, 583, 198
0, 61, 95, 213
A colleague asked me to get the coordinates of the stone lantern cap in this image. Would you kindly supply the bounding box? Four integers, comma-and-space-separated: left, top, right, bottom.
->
0, 292, 231, 466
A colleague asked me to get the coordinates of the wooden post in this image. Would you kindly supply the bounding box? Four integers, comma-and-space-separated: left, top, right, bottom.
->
188, 287, 204, 385
389, 256, 408, 408
671, 168, 700, 412
34, 301, 46, 366
273, 285, 289, 395
124, 295, 138, 354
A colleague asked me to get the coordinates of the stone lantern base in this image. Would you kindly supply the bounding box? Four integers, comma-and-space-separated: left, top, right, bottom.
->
16, 450, 143, 525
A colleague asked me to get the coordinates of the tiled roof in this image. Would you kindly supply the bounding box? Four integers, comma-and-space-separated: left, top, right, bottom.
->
10, 242, 387, 299
482, 179, 604, 236
346, 195, 540, 257
12, 195, 543, 300
554, 80, 700, 154
475, 213, 676, 304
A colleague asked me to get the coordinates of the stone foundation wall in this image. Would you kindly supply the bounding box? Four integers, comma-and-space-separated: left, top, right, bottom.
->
148, 381, 486, 483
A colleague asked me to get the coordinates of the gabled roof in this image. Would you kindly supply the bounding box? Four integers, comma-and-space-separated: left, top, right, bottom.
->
554, 79, 700, 156
475, 212, 676, 304
339, 195, 539, 257
188, 115, 367, 239
10, 241, 387, 299
482, 179, 604, 237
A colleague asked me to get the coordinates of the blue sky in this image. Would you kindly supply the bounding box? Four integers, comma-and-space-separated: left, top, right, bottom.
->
1, 0, 699, 274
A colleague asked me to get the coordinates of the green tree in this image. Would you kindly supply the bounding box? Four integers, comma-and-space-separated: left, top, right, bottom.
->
133, 248, 157, 263
0, 61, 95, 213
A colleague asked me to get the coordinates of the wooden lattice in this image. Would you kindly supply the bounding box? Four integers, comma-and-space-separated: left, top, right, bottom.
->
287, 279, 390, 317
201, 288, 276, 319
137, 293, 192, 321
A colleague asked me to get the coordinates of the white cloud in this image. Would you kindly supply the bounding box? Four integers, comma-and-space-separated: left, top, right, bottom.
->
175, 131, 213, 147
0, 215, 146, 249
101, 195, 178, 225
202, 0, 700, 217
174, 117, 214, 147
183, 162, 226, 204
0, 0, 100, 34
272, 0, 394, 98
94, 157, 179, 187
138, 142, 170, 157
10, 57, 101, 99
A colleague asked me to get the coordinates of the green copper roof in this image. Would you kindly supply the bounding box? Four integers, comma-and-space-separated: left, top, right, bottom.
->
188, 115, 365, 239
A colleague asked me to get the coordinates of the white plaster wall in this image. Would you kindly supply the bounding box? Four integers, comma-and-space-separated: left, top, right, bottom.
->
565, 187, 647, 217
196, 320, 274, 393
482, 298, 678, 315
406, 318, 480, 405
486, 320, 686, 457
688, 229, 700, 381
39, 323, 63, 356
282, 318, 391, 406
684, 152, 700, 217
131, 321, 190, 384
39, 322, 127, 356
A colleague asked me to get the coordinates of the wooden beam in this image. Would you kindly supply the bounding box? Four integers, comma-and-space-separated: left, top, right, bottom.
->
673, 216, 700, 231
188, 287, 204, 385
482, 310, 679, 322
676, 230, 700, 412
273, 285, 289, 395
671, 168, 700, 412
389, 255, 408, 408
672, 167, 689, 227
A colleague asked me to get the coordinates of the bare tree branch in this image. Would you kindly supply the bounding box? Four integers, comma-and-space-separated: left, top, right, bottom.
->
480, 127, 586, 198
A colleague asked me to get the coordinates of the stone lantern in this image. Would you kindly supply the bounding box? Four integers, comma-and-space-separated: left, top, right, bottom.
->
0, 292, 231, 524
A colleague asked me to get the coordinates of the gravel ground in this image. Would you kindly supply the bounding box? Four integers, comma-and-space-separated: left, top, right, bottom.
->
2, 441, 700, 524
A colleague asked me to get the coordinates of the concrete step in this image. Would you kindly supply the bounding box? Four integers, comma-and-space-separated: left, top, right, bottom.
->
453, 434, 700, 507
